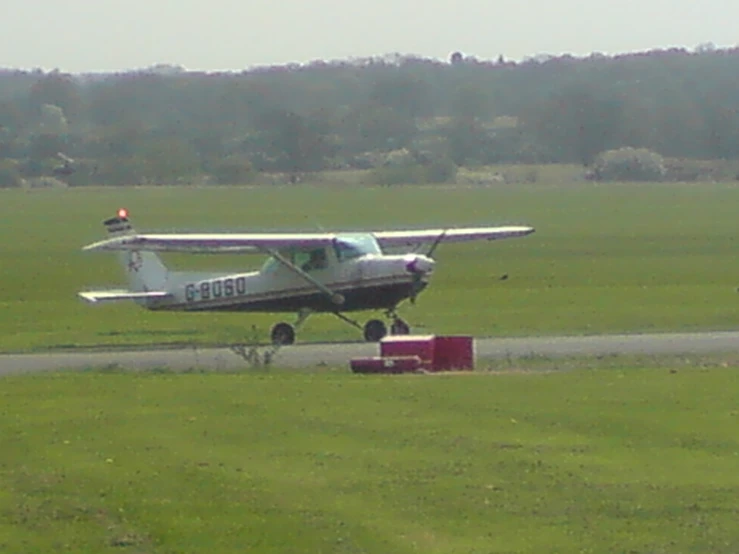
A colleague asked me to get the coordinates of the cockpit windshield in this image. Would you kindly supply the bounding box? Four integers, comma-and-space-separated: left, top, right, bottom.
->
333, 233, 381, 262
260, 234, 381, 273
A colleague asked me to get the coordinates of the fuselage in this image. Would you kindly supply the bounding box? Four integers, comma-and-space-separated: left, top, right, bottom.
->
143, 240, 434, 314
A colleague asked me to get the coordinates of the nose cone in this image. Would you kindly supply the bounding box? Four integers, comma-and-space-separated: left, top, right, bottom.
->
404, 254, 435, 275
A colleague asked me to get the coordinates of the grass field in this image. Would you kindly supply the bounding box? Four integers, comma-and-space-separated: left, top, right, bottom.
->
1, 366, 738, 553
2, 181, 739, 352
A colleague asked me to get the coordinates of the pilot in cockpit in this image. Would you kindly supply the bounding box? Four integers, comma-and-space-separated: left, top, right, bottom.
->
302, 248, 327, 271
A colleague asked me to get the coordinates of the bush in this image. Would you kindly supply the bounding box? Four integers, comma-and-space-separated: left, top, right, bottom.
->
370, 157, 458, 186
370, 164, 424, 186
423, 156, 458, 183
592, 147, 666, 182
209, 157, 254, 185
24, 176, 68, 189
661, 158, 730, 182
0, 161, 22, 188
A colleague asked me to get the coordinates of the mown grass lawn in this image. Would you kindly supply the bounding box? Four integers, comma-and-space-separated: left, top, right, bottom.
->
2, 366, 738, 553
2, 181, 739, 351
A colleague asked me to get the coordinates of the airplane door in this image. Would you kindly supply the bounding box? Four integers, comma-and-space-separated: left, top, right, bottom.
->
336, 254, 362, 286
332, 245, 361, 285
349, 257, 363, 285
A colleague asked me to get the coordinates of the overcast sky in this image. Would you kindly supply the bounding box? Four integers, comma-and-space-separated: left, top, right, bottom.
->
2, 0, 737, 73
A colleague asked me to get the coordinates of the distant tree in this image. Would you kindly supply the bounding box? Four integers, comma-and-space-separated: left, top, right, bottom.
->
1, 48, 739, 180
142, 137, 200, 184
524, 82, 624, 165
370, 155, 456, 185
369, 75, 433, 119
27, 72, 82, 121
28, 133, 66, 161
0, 100, 23, 132
442, 119, 491, 165
650, 93, 705, 158
450, 84, 492, 121
189, 124, 227, 164
209, 156, 254, 184
695, 42, 716, 54
423, 155, 458, 183
94, 156, 148, 186
87, 123, 148, 159
251, 109, 332, 174
591, 147, 666, 181
701, 96, 739, 159
343, 104, 417, 153
0, 160, 22, 187
39, 103, 68, 135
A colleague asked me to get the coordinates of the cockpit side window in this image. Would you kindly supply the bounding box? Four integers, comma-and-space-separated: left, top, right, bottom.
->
296, 248, 328, 272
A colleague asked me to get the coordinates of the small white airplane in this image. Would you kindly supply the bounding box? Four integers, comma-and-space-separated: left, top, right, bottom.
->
79, 209, 534, 344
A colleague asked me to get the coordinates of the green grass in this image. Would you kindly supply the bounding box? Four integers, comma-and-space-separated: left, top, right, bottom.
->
2, 366, 739, 553
3, 181, 739, 352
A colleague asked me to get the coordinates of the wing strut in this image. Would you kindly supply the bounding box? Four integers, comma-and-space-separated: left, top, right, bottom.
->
267, 250, 345, 306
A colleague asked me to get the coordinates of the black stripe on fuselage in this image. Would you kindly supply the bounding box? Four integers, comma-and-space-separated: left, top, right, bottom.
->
153, 281, 427, 313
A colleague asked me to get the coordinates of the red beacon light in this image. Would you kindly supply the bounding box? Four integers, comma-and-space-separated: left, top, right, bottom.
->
117, 208, 129, 219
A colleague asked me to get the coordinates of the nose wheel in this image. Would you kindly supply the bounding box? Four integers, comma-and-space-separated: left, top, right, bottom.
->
390, 317, 410, 335
362, 316, 411, 342
363, 319, 387, 342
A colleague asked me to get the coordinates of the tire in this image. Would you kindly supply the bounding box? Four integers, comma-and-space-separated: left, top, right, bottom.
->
271, 322, 295, 345
391, 318, 410, 335
363, 319, 387, 342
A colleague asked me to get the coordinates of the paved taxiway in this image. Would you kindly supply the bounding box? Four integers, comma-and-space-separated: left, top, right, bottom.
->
2, 331, 739, 375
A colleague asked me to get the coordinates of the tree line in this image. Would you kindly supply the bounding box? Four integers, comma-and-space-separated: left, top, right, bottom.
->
1, 47, 738, 186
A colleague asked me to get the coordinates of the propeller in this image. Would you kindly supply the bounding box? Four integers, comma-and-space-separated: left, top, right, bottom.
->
409, 270, 422, 304
426, 229, 447, 259
412, 229, 447, 258
406, 233, 443, 305
405, 230, 449, 305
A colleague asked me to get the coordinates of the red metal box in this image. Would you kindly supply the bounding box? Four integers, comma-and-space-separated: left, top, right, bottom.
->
379, 335, 474, 371
380, 335, 436, 370
432, 336, 474, 371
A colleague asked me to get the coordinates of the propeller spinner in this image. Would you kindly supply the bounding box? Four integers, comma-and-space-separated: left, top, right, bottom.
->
403, 253, 435, 304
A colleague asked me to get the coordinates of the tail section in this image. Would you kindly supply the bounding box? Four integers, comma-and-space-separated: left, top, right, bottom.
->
103, 210, 168, 293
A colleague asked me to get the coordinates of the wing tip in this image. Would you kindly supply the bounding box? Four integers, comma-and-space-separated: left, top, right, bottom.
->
81, 237, 128, 252
77, 292, 101, 303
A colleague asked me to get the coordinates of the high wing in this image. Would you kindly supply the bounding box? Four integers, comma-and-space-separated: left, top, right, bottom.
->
78, 290, 171, 303
82, 226, 534, 254
372, 226, 535, 249
82, 233, 338, 254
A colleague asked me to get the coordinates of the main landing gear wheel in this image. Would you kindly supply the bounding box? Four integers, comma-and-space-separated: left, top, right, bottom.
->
271, 322, 296, 345
363, 319, 387, 342
391, 318, 410, 335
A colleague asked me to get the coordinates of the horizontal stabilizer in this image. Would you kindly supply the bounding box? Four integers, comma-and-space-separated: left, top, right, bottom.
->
78, 289, 170, 304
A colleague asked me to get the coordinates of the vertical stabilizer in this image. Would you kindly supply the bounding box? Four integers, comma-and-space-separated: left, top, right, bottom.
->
104, 210, 168, 292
